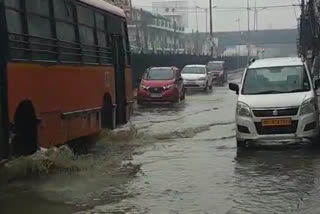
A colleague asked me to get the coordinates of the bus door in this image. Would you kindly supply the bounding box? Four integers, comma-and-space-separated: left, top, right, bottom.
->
112, 34, 127, 125
0, 0, 9, 160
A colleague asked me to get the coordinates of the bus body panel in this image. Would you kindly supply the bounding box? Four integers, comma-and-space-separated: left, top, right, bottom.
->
8, 63, 116, 147
125, 67, 134, 102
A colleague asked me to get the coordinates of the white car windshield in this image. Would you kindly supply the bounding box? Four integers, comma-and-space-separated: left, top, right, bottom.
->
182, 67, 205, 74
242, 66, 311, 95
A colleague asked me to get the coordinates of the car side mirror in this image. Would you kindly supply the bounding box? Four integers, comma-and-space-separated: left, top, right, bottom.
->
315, 79, 320, 89
176, 77, 183, 82
229, 83, 239, 94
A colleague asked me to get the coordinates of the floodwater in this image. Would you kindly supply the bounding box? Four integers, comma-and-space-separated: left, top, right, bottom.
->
2, 72, 320, 214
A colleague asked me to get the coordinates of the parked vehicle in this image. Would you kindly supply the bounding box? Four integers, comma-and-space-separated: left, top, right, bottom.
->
207, 61, 227, 85
137, 67, 185, 104
181, 65, 213, 91
229, 57, 320, 147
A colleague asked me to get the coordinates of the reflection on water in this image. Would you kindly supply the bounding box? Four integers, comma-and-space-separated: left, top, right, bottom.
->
233, 149, 320, 214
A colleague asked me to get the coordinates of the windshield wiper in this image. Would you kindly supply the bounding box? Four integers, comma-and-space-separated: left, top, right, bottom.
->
247, 89, 309, 95
248, 90, 284, 95
285, 89, 309, 93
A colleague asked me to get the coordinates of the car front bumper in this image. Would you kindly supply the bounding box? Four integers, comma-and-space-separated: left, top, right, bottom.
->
137, 88, 179, 104
184, 80, 207, 89
236, 112, 319, 143
212, 75, 224, 82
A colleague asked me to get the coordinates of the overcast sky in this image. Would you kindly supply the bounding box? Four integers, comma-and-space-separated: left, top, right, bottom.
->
132, 0, 301, 32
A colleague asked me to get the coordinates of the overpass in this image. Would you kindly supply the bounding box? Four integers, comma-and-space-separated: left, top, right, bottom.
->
187, 29, 298, 57
211, 29, 298, 47
188, 29, 298, 47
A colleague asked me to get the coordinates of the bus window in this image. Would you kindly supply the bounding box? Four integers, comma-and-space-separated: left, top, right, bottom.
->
26, 0, 50, 15
95, 13, 111, 64
5, 0, 25, 60
53, 0, 74, 22
26, 0, 55, 61
4, 0, 19, 8
77, 5, 94, 26
6, 10, 21, 34
95, 13, 105, 30
53, 0, 79, 62
108, 14, 121, 34
77, 5, 97, 63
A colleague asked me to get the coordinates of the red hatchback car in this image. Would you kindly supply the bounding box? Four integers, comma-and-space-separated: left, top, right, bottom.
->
137, 67, 185, 104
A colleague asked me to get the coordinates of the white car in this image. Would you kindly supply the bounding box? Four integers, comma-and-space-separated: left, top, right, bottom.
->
229, 57, 320, 147
181, 65, 213, 91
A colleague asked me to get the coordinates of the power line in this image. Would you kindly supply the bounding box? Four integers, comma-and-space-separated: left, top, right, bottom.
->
133, 4, 300, 11
143, 8, 298, 14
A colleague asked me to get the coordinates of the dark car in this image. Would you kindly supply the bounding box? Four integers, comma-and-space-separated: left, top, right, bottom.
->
137, 67, 185, 105
207, 61, 227, 85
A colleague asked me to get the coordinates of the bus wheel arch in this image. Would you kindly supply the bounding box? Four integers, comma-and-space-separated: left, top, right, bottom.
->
101, 93, 115, 129
11, 100, 38, 156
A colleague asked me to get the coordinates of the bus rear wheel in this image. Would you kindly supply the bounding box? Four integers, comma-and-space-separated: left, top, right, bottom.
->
11, 101, 38, 157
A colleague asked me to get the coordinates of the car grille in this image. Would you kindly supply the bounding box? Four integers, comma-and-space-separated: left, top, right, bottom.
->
255, 121, 298, 135
185, 84, 200, 87
253, 107, 299, 117
148, 87, 164, 93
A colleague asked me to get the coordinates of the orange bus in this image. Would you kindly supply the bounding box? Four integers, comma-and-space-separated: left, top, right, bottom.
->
0, 0, 134, 158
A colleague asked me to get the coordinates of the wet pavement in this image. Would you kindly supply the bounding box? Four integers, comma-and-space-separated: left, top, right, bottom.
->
2, 72, 320, 214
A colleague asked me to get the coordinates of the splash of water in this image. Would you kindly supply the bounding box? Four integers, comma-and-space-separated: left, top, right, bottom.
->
0, 145, 80, 183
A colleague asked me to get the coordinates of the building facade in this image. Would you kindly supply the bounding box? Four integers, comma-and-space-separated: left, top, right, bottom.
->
152, 1, 188, 29
128, 8, 186, 53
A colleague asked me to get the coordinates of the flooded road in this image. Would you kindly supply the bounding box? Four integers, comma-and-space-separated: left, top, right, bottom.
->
2, 72, 320, 214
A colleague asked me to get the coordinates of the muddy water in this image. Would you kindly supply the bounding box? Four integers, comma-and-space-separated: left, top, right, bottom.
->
2, 72, 320, 214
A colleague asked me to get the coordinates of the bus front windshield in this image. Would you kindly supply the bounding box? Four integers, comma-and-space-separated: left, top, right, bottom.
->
242, 66, 311, 95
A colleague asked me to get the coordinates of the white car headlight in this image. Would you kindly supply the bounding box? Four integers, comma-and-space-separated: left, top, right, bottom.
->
300, 98, 317, 115
237, 102, 252, 117
198, 77, 206, 81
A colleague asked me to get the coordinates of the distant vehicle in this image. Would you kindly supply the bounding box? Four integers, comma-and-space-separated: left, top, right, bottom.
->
0, 0, 134, 158
229, 57, 320, 148
137, 67, 185, 104
207, 61, 227, 85
181, 65, 213, 91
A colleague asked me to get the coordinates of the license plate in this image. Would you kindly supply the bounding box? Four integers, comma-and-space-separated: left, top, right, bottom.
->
261, 118, 292, 127
150, 93, 162, 98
